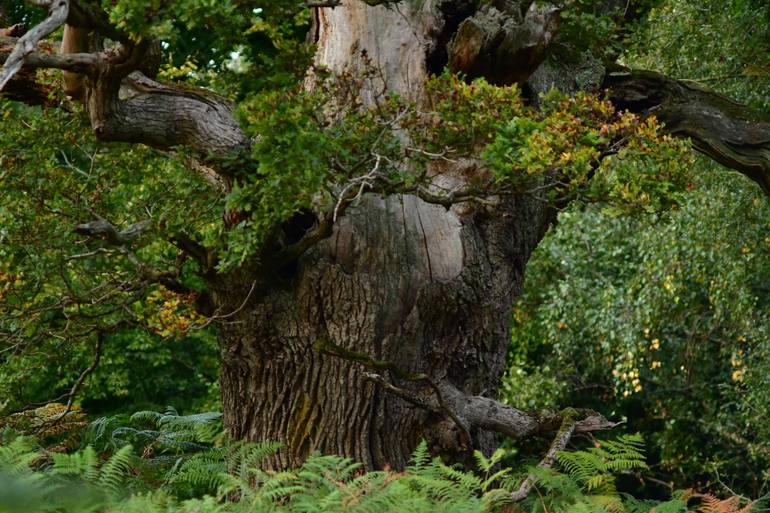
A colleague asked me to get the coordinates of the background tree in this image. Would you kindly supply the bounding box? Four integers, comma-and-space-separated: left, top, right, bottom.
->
503, 0, 770, 495
0, 0, 768, 472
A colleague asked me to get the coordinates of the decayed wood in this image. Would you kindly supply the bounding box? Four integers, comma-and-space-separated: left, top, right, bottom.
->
0, 24, 26, 37
312, 0, 439, 99
61, 24, 88, 98
448, 2, 560, 85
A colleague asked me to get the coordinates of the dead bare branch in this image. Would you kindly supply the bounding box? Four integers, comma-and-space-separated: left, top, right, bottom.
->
510, 416, 577, 502
318, 338, 616, 444
0, 0, 69, 90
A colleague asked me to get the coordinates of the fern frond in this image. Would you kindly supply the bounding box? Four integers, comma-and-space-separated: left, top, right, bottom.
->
408, 440, 431, 471
622, 493, 660, 513
50, 445, 100, 482
474, 447, 508, 475
130, 410, 164, 427
481, 488, 513, 512
650, 498, 689, 513
98, 444, 135, 497
698, 494, 755, 513
480, 467, 512, 492
434, 461, 484, 492
0, 436, 38, 476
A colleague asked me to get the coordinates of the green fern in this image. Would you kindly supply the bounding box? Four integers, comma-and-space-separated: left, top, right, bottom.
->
0, 424, 750, 513
474, 447, 514, 491
0, 436, 139, 512
556, 433, 648, 491
98, 445, 136, 497
167, 440, 283, 499
409, 439, 432, 470
0, 435, 38, 476
519, 434, 649, 513
50, 445, 101, 484
84, 408, 223, 459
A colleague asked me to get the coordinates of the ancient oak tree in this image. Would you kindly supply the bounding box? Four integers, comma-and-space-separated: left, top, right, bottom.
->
1, 0, 768, 471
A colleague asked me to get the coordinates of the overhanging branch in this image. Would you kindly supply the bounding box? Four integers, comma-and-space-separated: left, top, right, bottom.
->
74, 218, 150, 245
74, 218, 193, 293
1, 0, 247, 177
605, 69, 770, 196
0, 47, 98, 72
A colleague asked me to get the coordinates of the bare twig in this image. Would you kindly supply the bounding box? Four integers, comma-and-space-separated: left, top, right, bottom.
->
184, 280, 258, 332
35, 329, 106, 433
206, 281, 257, 321
363, 372, 437, 410
63, 332, 104, 412
334, 156, 382, 221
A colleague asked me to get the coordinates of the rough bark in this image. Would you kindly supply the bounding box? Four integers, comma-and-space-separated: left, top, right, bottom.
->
447, 2, 560, 85
0, 36, 56, 105
216, 190, 554, 469
87, 73, 249, 160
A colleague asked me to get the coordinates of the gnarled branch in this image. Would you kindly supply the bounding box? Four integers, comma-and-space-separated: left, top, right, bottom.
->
605, 69, 770, 196
74, 218, 150, 245
0, 1, 248, 177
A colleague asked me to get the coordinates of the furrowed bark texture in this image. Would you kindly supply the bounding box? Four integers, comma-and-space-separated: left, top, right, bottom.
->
214, 0, 769, 470
217, 193, 552, 469
87, 73, 249, 157
217, 0, 554, 469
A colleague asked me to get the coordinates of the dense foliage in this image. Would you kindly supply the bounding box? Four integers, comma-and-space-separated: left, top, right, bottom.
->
0, 72, 689, 413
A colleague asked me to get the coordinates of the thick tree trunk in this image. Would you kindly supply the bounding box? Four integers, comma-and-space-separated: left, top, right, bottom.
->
215, 0, 552, 469
216, 194, 552, 469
